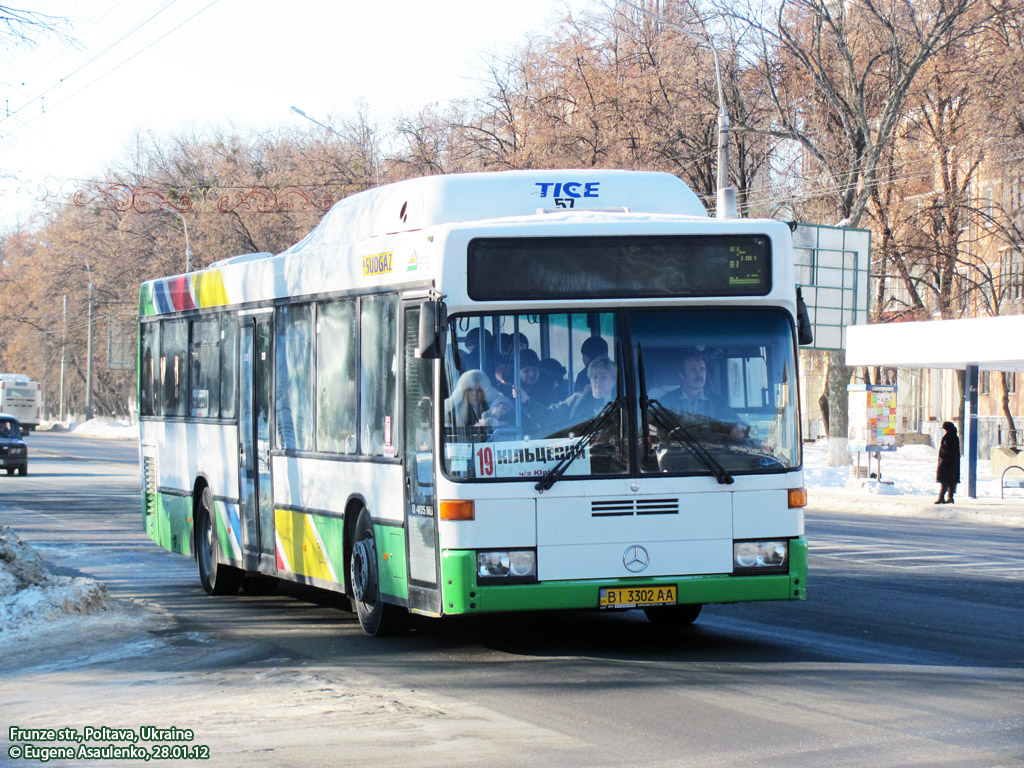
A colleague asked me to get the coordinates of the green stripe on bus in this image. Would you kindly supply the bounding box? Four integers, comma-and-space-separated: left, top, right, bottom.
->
147, 492, 193, 556
440, 538, 807, 614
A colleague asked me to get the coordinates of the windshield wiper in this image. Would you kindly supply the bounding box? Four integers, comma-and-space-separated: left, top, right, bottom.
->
535, 397, 621, 492
637, 343, 734, 485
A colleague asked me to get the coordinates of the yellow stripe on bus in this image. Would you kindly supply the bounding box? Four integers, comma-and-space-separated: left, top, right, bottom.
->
193, 270, 229, 308
273, 508, 335, 583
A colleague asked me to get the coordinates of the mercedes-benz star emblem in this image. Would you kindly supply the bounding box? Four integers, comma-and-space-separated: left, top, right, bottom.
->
623, 545, 650, 573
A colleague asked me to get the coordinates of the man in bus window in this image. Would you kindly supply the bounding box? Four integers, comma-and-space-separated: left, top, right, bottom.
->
668, 349, 747, 437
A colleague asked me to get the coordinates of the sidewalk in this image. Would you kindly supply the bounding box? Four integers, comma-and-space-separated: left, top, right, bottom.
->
808, 486, 1024, 527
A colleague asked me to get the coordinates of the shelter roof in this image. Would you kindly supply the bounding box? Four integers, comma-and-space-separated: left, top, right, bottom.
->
846, 315, 1024, 372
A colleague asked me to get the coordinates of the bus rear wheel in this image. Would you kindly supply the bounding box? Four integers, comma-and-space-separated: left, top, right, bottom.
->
349, 508, 408, 637
197, 486, 242, 596
643, 603, 702, 627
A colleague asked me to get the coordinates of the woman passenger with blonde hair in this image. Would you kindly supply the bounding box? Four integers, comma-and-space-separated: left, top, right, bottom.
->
446, 369, 491, 430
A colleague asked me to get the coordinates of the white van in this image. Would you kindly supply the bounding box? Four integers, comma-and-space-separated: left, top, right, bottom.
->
0, 375, 42, 433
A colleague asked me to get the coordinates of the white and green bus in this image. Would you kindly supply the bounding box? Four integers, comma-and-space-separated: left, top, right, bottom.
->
139, 169, 810, 636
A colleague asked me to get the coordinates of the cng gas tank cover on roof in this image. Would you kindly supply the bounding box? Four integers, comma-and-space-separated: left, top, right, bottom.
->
281, 169, 708, 256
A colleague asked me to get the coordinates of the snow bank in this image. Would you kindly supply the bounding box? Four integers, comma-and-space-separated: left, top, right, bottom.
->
37, 417, 138, 440
803, 439, 1004, 498
0, 527, 112, 643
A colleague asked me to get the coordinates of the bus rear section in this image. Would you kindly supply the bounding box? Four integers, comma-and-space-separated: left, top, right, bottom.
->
0, 375, 42, 432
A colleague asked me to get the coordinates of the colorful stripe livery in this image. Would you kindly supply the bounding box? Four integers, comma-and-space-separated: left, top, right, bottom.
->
140, 269, 230, 317
216, 500, 243, 564
274, 509, 344, 584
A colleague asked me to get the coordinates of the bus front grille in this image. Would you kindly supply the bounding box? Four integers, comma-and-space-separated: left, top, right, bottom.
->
591, 498, 679, 517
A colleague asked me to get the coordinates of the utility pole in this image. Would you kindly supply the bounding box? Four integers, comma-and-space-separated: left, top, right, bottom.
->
41, 241, 94, 420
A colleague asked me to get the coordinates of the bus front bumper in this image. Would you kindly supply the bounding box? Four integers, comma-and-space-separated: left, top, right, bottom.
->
439, 537, 807, 615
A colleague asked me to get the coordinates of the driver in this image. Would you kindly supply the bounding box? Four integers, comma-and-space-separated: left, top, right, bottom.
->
666, 349, 747, 437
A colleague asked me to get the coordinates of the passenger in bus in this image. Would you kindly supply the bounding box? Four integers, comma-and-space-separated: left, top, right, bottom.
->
461, 328, 497, 376
482, 394, 513, 429
445, 369, 492, 433
574, 336, 610, 393
540, 357, 569, 398
550, 356, 618, 426
667, 349, 747, 438
492, 362, 515, 400
499, 332, 529, 357
514, 349, 558, 407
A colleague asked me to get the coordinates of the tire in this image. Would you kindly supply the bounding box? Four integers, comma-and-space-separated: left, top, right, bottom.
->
643, 603, 702, 627
197, 486, 242, 596
4, 468, 12, 475
349, 508, 408, 636
17, 464, 27, 476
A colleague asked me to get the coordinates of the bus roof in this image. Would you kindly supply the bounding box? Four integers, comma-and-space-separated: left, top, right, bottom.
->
281, 169, 707, 256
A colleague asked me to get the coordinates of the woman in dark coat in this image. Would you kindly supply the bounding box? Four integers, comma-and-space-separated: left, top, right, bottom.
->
935, 421, 961, 504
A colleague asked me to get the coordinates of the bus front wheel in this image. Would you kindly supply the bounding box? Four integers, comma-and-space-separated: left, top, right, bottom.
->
349, 509, 408, 637
643, 603, 702, 627
197, 486, 242, 596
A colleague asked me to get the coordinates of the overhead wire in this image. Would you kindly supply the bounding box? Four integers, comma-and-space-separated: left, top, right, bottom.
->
0, 0, 222, 143
5, 0, 136, 110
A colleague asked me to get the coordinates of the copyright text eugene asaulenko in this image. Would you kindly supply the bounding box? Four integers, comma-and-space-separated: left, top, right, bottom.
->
8, 726, 210, 762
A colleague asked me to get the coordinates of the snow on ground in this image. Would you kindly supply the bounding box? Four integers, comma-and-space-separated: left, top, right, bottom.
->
37, 417, 138, 439
0, 527, 163, 660
803, 439, 1002, 498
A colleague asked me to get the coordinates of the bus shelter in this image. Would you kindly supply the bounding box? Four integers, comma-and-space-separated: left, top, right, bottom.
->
846, 315, 1024, 498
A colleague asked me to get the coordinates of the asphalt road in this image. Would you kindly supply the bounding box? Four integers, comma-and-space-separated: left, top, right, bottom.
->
1, 434, 1022, 767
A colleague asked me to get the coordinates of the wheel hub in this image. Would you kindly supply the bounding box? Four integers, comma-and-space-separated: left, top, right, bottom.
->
351, 538, 375, 602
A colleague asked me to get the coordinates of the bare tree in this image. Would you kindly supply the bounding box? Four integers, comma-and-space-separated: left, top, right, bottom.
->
0, 5, 72, 49
711, 0, 1005, 463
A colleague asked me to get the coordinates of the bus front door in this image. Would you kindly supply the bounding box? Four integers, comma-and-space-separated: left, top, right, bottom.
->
403, 303, 442, 616
239, 313, 275, 573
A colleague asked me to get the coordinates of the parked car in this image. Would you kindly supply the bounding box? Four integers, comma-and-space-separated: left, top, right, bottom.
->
0, 413, 28, 475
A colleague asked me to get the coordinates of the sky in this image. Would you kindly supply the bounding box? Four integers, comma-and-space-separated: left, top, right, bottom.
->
0, 0, 598, 232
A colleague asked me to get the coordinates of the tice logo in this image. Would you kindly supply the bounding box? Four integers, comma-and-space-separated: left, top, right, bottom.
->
535, 181, 600, 209
623, 545, 650, 573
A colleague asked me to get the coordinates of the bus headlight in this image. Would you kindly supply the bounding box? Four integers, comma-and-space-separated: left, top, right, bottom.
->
476, 550, 537, 583
733, 540, 788, 573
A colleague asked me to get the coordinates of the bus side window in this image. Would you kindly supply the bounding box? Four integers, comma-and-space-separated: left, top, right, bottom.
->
160, 319, 187, 418
189, 316, 221, 419
140, 322, 160, 417
275, 304, 314, 451
316, 299, 358, 454
360, 294, 398, 457
220, 316, 238, 420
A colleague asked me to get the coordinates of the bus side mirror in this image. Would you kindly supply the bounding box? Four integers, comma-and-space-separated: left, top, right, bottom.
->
418, 300, 447, 360
796, 287, 814, 346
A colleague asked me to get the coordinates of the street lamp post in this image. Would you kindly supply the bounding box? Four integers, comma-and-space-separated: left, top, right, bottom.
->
290, 105, 380, 186
621, 2, 738, 218
163, 208, 194, 273
41, 241, 94, 420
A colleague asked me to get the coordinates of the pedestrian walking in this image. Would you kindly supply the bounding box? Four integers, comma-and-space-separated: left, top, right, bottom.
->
935, 421, 961, 504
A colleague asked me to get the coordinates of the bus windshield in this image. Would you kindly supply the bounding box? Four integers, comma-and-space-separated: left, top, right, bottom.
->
441, 308, 799, 481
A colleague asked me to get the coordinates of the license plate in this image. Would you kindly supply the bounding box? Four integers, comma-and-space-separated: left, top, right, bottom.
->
599, 585, 677, 609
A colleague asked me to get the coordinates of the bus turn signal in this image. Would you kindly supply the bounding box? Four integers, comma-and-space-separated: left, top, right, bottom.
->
440, 500, 475, 520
